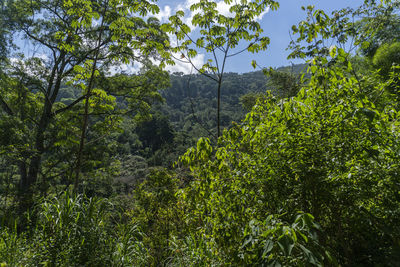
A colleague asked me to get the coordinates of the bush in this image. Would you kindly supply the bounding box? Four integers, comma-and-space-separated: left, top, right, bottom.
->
0, 226, 27, 266
177, 59, 400, 265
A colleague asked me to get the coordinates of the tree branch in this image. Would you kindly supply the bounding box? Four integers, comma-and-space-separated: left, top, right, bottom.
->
53, 94, 89, 115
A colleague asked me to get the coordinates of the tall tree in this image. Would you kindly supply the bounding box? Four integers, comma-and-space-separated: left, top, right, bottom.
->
0, 0, 169, 209
163, 0, 279, 138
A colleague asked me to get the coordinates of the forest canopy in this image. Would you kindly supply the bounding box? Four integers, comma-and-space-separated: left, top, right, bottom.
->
1, 0, 400, 266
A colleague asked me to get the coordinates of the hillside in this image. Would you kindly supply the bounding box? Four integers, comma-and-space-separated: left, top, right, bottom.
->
159, 64, 307, 139
112, 64, 307, 168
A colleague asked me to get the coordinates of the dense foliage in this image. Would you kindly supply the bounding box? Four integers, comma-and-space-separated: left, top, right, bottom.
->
2, 0, 400, 266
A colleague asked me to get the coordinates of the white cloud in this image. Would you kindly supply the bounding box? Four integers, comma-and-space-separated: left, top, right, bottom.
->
155, 5, 172, 22
255, 7, 270, 20
35, 53, 50, 62
175, 0, 270, 25
215, 0, 270, 20
9, 53, 49, 66
9, 57, 20, 66
165, 53, 205, 74
109, 62, 142, 75
153, 0, 271, 34
216, 1, 233, 17
108, 53, 206, 75
177, 0, 198, 12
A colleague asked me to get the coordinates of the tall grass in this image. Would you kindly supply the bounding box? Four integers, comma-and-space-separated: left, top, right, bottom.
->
0, 193, 148, 266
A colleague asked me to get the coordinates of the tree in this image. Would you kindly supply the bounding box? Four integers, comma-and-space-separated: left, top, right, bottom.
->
0, 0, 169, 210
165, 1, 400, 265
176, 15, 400, 265
163, 0, 279, 138
0, 0, 15, 60
239, 91, 269, 111
265, 67, 304, 98
136, 112, 174, 152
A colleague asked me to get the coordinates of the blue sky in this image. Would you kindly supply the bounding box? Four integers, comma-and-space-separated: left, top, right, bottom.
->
14, 0, 365, 74
157, 0, 365, 73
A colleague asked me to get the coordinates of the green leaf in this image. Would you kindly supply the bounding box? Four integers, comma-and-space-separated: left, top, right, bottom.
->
262, 239, 274, 257
277, 235, 294, 256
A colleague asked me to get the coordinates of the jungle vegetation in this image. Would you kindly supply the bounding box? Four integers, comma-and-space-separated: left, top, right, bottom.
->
1, 0, 400, 266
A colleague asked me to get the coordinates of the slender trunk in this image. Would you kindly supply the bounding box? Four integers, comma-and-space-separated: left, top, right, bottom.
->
73, 93, 90, 194
217, 79, 222, 137
73, 2, 107, 194
216, 44, 229, 138
17, 87, 28, 195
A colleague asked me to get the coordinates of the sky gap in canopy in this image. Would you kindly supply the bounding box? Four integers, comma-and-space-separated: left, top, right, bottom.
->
157, 0, 364, 74
12, 0, 364, 74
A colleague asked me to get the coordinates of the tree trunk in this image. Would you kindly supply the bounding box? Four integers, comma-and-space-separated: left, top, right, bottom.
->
217, 80, 221, 137
19, 116, 47, 210
18, 56, 66, 211
73, 3, 107, 194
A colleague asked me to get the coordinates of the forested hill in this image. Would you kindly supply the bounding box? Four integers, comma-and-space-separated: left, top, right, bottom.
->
158, 63, 307, 138
121, 64, 307, 167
